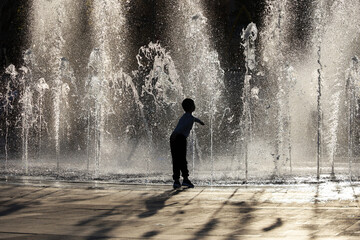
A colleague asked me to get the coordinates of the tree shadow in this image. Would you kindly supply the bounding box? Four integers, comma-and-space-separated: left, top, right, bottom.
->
262, 218, 283, 232
76, 206, 119, 227
0, 186, 59, 217
72, 200, 137, 240
142, 230, 160, 238
190, 188, 239, 240
173, 189, 205, 215
224, 190, 264, 240
191, 219, 219, 239
59, 192, 109, 203
138, 189, 183, 218
73, 188, 184, 239
0, 202, 26, 216
0, 186, 45, 205
73, 192, 137, 240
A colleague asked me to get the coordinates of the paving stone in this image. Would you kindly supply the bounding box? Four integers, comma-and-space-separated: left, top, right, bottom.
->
1, 180, 360, 239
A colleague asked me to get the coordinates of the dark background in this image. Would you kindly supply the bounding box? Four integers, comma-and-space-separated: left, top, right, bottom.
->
0, 0, 316, 74
0, 0, 267, 72
0, 0, 29, 69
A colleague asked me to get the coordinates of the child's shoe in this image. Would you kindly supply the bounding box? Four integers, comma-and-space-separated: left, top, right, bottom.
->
173, 180, 181, 189
182, 179, 194, 188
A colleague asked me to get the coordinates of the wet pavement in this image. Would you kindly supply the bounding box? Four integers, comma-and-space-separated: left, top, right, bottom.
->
0, 179, 360, 239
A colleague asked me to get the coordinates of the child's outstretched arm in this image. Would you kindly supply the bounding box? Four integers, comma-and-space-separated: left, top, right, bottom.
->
194, 117, 205, 125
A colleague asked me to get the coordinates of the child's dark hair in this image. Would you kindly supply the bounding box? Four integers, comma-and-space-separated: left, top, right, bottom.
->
182, 98, 195, 112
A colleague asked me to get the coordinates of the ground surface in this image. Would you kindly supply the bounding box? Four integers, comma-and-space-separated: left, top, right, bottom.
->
0, 179, 360, 239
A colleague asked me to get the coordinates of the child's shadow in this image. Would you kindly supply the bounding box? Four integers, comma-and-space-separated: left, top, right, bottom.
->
138, 188, 185, 218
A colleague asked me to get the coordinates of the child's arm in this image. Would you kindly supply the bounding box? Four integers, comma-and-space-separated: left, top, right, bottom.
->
194, 117, 205, 125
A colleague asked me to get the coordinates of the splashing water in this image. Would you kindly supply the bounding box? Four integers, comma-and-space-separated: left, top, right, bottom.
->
346, 56, 360, 180
86, 48, 110, 177
19, 67, 33, 174
2, 1, 360, 183
261, 0, 293, 178
4, 65, 19, 169
54, 58, 73, 170
34, 77, 49, 158
136, 42, 183, 141
173, 0, 225, 184
241, 22, 258, 181
313, 0, 360, 178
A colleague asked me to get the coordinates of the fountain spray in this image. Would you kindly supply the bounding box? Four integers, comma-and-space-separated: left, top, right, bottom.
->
35, 78, 49, 158
241, 22, 258, 181
88, 0, 126, 178
175, 0, 224, 185
86, 48, 109, 178
346, 56, 359, 181
19, 67, 33, 174
262, 0, 294, 178
314, 0, 325, 180
4, 65, 19, 170
53, 61, 62, 171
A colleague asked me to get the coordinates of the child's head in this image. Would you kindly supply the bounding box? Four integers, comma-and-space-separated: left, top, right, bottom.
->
182, 98, 195, 113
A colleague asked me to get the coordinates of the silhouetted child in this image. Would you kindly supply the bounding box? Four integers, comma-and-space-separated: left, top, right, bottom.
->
170, 98, 205, 189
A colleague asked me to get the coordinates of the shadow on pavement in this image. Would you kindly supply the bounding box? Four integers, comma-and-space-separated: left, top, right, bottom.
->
263, 218, 283, 232
138, 189, 183, 218
0, 186, 59, 217
224, 189, 264, 240
74, 188, 184, 239
190, 188, 241, 240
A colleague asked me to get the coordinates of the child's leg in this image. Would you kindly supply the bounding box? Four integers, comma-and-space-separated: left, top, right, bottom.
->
178, 136, 189, 179
180, 161, 189, 180
179, 138, 193, 188
170, 135, 181, 181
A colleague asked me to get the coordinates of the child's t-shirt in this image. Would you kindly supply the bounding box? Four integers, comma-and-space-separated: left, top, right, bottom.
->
172, 112, 202, 138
